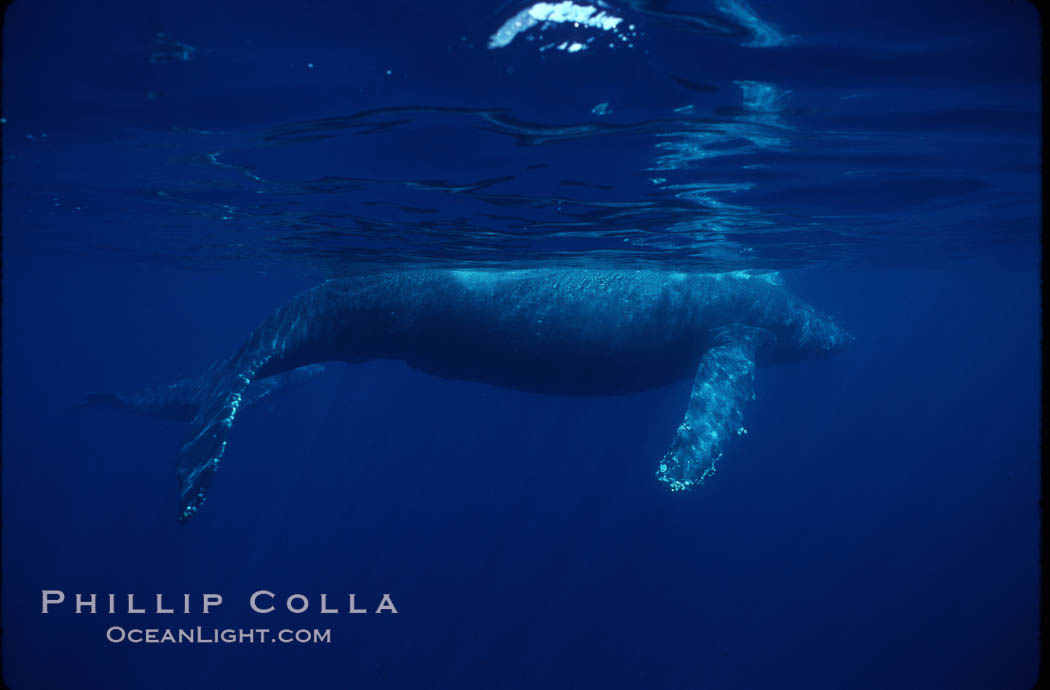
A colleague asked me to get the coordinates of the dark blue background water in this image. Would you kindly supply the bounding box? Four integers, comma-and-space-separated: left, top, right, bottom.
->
2, 1, 1040, 688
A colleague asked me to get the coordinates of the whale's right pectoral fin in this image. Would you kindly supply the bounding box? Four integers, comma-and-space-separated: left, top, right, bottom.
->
656, 324, 772, 492
175, 350, 274, 523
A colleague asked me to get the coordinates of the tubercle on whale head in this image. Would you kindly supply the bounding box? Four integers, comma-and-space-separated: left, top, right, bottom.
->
809, 314, 854, 358
754, 296, 853, 363
768, 300, 854, 362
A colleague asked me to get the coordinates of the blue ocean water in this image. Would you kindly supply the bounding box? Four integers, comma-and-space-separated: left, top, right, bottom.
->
1, 0, 1040, 688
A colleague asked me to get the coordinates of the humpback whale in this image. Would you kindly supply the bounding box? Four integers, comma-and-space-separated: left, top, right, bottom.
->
122, 269, 851, 522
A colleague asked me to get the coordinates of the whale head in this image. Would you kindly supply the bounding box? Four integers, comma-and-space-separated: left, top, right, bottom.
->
804, 312, 854, 358
761, 300, 853, 364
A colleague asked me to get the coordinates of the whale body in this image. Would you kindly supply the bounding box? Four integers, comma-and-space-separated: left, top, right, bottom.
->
133, 269, 851, 522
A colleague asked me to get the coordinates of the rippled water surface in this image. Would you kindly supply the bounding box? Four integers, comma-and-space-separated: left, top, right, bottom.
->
5, 0, 1039, 271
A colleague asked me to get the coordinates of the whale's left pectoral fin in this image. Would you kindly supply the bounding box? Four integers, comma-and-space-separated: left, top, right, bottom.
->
656, 325, 771, 492
175, 350, 274, 523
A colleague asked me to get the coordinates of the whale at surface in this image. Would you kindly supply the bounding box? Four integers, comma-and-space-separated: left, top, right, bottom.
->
107, 269, 853, 522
